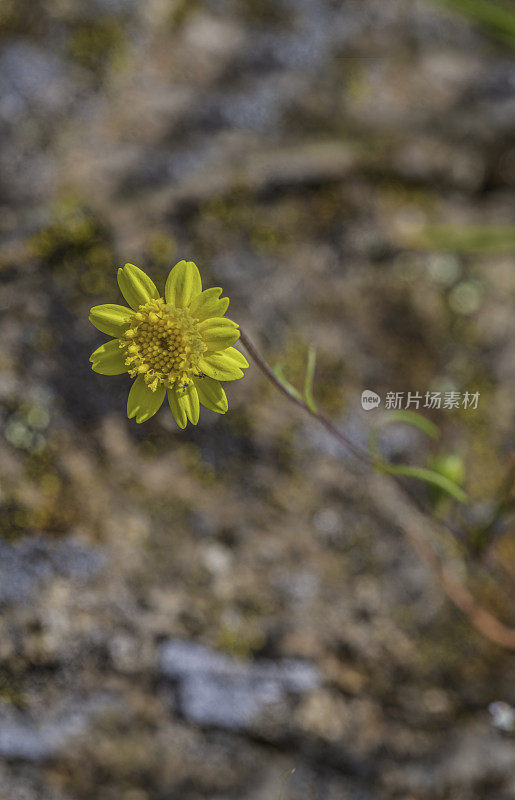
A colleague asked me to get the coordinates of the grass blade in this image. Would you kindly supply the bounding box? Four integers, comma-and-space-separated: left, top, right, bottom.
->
303, 346, 318, 413
381, 463, 469, 504
273, 364, 304, 402
382, 410, 440, 439
368, 410, 467, 502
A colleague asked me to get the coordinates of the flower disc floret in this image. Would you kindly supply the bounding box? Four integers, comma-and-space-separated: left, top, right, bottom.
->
120, 298, 206, 391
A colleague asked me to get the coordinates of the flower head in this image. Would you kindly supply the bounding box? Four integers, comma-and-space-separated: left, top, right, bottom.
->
89, 261, 248, 426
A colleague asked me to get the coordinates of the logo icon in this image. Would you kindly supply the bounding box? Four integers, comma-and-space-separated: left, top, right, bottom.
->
361, 390, 380, 410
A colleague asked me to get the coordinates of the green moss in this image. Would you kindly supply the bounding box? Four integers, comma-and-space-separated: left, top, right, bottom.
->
0, 0, 43, 37
30, 198, 115, 304
147, 232, 178, 269
0, 498, 32, 542
1, 433, 79, 541
168, 0, 203, 28
0, 477, 76, 541
0, 663, 28, 709
68, 17, 126, 74
31, 199, 104, 261
198, 185, 348, 260
178, 443, 217, 485
215, 624, 266, 660
235, 0, 293, 26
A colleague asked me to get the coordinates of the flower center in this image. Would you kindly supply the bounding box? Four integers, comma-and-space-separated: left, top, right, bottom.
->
120, 298, 206, 391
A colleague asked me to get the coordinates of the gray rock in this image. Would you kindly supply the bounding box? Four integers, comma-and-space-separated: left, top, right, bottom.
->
489, 701, 515, 733
159, 639, 320, 730
0, 44, 74, 120
0, 536, 105, 606
0, 712, 84, 762
0, 694, 117, 762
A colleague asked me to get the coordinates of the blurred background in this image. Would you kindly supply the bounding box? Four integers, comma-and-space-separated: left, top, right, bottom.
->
0, 0, 514, 798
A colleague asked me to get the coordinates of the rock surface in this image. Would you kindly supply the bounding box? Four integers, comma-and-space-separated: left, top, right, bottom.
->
160, 639, 320, 729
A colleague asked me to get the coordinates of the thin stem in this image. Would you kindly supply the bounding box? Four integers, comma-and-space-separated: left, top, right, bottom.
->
239, 328, 515, 650
239, 329, 372, 466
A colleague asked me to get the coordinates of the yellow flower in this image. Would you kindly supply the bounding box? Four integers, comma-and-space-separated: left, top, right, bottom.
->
89, 261, 248, 426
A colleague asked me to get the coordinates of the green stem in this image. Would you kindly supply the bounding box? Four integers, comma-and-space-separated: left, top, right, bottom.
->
239, 329, 372, 466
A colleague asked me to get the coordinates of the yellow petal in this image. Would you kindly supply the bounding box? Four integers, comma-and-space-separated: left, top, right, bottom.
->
197, 317, 240, 352
127, 376, 165, 423
194, 376, 228, 414
175, 382, 200, 425
220, 346, 249, 369
117, 264, 159, 310
165, 260, 202, 308
90, 339, 128, 375
89, 304, 133, 337
198, 353, 244, 382
167, 386, 187, 428
189, 287, 229, 321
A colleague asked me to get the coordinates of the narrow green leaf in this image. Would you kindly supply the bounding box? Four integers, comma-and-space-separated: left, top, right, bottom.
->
368, 410, 440, 462
380, 463, 469, 504
368, 410, 466, 502
273, 364, 304, 402
382, 410, 440, 439
303, 346, 318, 413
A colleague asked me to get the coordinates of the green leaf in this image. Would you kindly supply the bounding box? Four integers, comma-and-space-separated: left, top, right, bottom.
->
369, 410, 468, 503
369, 410, 440, 461
382, 410, 440, 439
303, 346, 318, 413
379, 463, 469, 504
427, 453, 466, 486
273, 364, 304, 402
